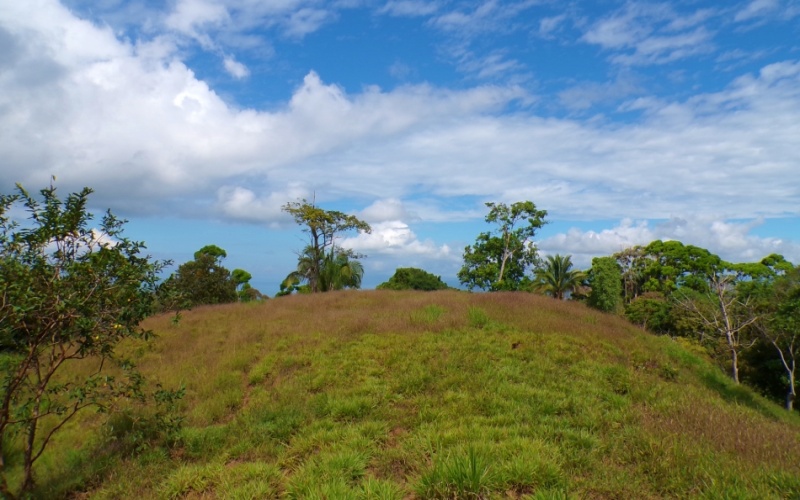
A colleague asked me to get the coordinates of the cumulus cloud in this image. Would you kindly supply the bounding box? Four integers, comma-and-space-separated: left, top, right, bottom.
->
1, 0, 799, 269
540, 217, 800, 269
342, 220, 452, 259
215, 185, 311, 224
359, 198, 413, 223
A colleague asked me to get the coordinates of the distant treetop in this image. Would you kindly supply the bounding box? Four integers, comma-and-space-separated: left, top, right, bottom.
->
377, 267, 452, 291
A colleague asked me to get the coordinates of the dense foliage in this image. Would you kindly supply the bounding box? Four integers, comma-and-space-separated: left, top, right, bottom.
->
454, 202, 799, 409
280, 200, 370, 294
159, 246, 263, 308
532, 254, 585, 300
597, 240, 800, 407
458, 201, 547, 291
586, 256, 622, 313
377, 267, 451, 291
0, 184, 179, 498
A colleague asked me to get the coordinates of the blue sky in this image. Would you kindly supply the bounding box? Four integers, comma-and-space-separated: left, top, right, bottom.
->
2, 0, 799, 293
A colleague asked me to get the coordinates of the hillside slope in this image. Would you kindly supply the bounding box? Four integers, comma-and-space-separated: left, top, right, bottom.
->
24, 291, 800, 498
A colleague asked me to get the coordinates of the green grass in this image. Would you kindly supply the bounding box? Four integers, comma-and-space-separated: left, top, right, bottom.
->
6, 290, 800, 498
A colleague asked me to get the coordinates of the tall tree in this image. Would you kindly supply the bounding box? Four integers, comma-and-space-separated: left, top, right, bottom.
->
613, 245, 648, 303
319, 249, 364, 291
168, 246, 238, 306
0, 183, 174, 497
458, 201, 547, 291
676, 260, 761, 384
532, 254, 585, 300
280, 247, 364, 294
750, 262, 800, 410
282, 199, 371, 293
587, 256, 623, 312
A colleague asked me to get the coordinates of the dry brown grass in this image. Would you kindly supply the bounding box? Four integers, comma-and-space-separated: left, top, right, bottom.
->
641, 395, 800, 471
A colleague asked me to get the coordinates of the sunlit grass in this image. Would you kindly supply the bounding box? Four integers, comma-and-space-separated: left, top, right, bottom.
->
9, 290, 800, 498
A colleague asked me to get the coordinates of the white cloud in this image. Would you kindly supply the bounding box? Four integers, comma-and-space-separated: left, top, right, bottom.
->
540, 217, 800, 269
582, 4, 718, 65
223, 55, 250, 78
379, 1, 440, 17
165, 0, 230, 43
734, 0, 779, 21
429, 0, 537, 36
359, 198, 413, 223
538, 14, 566, 38
1, 0, 800, 253
215, 185, 310, 224
610, 28, 714, 65
558, 74, 641, 111
342, 220, 452, 258
284, 8, 332, 38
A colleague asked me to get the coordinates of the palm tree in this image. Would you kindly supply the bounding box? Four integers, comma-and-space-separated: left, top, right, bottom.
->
281, 246, 364, 294
532, 254, 585, 300
319, 250, 364, 291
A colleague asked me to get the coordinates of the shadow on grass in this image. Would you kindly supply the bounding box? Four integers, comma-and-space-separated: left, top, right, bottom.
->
699, 368, 783, 421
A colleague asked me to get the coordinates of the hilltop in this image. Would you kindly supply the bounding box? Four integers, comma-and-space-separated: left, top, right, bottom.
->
19, 291, 800, 498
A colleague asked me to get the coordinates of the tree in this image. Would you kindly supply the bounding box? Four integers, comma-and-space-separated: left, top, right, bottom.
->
0, 183, 172, 497
642, 240, 720, 293
168, 246, 238, 307
319, 249, 364, 291
280, 247, 364, 294
194, 244, 227, 261
282, 199, 371, 293
613, 245, 648, 303
750, 263, 800, 410
587, 256, 622, 312
231, 269, 266, 302
677, 262, 760, 384
377, 267, 451, 291
532, 254, 585, 300
458, 201, 547, 291
624, 292, 674, 333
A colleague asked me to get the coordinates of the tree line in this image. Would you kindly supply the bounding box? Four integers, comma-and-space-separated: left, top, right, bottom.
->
456, 201, 799, 412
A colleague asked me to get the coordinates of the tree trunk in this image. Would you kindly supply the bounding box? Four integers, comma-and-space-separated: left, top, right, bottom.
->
788, 372, 796, 411
497, 249, 510, 285
21, 418, 37, 495
730, 346, 740, 385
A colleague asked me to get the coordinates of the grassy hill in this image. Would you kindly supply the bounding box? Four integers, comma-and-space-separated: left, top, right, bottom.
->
17, 291, 800, 498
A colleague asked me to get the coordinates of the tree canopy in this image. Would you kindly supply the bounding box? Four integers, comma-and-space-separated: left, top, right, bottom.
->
586, 256, 622, 312
458, 201, 547, 291
0, 183, 179, 497
532, 254, 585, 300
281, 199, 370, 294
377, 267, 451, 291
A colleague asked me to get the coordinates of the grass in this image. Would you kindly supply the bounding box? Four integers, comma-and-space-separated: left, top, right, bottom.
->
5, 290, 800, 498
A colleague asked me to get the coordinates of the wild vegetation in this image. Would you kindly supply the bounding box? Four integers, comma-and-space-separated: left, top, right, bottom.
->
0, 184, 182, 498
3, 291, 799, 498
278, 199, 371, 295
3, 185, 800, 498
377, 268, 452, 291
